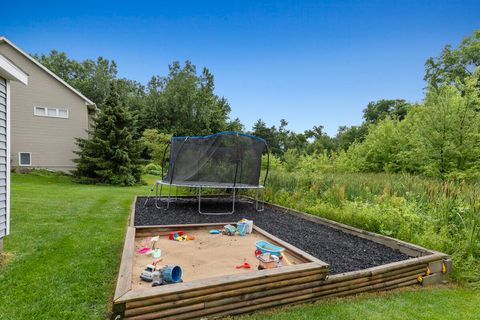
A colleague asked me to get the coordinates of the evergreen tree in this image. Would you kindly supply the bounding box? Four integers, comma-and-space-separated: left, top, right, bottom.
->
73, 83, 141, 185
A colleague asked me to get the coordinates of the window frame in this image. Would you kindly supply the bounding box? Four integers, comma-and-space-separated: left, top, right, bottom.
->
18, 152, 31, 166
34, 106, 69, 119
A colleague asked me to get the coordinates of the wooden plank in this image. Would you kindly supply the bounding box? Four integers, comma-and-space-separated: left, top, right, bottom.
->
323, 254, 442, 284
136, 222, 234, 229
124, 273, 325, 317
153, 274, 422, 320
253, 225, 328, 267
125, 265, 424, 319
134, 223, 231, 237
118, 262, 327, 304
125, 268, 326, 309
114, 227, 136, 301
129, 196, 137, 227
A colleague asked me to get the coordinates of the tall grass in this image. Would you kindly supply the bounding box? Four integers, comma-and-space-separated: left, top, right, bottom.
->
263, 171, 480, 286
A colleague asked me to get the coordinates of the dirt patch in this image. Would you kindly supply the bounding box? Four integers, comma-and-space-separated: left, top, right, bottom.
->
132, 229, 304, 289
0, 252, 14, 267
135, 197, 410, 274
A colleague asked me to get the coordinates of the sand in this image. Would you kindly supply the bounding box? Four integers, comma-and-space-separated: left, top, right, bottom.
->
132, 229, 303, 289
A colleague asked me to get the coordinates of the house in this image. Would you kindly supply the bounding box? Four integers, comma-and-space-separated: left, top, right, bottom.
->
0, 37, 96, 172
0, 53, 28, 250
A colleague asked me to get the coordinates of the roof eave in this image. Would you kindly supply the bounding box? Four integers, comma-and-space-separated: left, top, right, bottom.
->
0, 54, 28, 85
0, 36, 95, 106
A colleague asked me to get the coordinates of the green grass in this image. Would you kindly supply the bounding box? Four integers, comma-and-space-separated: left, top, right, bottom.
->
234, 286, 480, 320
0, 171, 154, 319
0, 171, 478, 319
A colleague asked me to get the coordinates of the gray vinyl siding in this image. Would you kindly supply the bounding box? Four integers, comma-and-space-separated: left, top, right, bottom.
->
0, 77, 7, 238
0, 42, 91, 172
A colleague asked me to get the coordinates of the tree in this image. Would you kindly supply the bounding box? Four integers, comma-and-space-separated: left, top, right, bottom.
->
225, 117, 245, 132
140, 129, 172, 164
411, 77, 480, 179
34, 51, 119, 106
363, 99, 411, 124
304, 125, 337, 154
73, 83, 141, 185
425, 30, 480, 88
335, 124, 368, 151
138, 61, 233, 135
251, 119, 281, 154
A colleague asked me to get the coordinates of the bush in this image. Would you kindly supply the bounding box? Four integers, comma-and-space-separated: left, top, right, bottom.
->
143, 163, 162, 176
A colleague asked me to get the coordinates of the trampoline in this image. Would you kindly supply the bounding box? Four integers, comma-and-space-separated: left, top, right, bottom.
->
145, 132, 270, 215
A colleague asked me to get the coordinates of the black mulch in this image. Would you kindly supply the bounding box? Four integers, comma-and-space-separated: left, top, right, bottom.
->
135, 197, 410, 274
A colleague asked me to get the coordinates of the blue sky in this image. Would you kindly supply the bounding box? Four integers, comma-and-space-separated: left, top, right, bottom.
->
1, 1, 479, 135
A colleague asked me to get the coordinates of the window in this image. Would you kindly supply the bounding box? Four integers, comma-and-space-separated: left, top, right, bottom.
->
58, 109, 68, 118
34, 107, 46, 116
47, 108, 56, 117
34, 106, 69, 119
19, 152, 31, 166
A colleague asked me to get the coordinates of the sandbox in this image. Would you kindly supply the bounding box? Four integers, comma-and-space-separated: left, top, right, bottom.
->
132, 227, 310, 290
112, 196, 452, 320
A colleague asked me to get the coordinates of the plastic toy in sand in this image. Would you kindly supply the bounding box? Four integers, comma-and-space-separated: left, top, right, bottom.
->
235, 262, 251, 269
238, 219, 253, 234
257, 253, 281, 270
255, 240, 285, 257
222, 224, 236, 236
149, 249, 162, 259
140, 264, 161, 282
140, 264, 183, 287
137, 247, 152, 254
169, 231, 185, 240
169, 231, 195, 241
137, 236, 161, 254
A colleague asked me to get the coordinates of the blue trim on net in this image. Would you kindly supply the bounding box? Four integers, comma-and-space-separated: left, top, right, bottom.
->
171, 131, 266, 143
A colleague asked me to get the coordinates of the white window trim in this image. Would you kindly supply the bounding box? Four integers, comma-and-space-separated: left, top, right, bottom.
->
33, 106, 69, 119
18, 152, 31, 166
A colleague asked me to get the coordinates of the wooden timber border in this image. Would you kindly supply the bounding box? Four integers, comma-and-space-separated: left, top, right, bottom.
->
112, 196, 451, 320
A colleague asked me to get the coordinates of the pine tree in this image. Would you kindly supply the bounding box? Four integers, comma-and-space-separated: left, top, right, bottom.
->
73, 83, 141, 185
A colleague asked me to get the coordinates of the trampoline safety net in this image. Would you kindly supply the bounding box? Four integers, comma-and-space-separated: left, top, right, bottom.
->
164, 132, 267, 187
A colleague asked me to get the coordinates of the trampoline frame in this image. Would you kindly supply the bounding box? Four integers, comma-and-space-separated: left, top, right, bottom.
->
144, 132, 269, 215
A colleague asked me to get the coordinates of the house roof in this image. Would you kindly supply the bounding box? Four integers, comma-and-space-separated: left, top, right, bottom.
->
0, 36, 96, 110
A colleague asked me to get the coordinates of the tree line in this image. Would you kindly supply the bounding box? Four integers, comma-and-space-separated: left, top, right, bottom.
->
33, 30, 480, 184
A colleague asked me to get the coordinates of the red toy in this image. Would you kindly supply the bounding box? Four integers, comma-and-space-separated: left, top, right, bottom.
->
169, 231, 185, 240
235, 262, 251, 269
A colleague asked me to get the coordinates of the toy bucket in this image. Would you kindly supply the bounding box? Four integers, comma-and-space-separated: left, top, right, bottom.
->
239, 219, 253, 233
162, 265, 182, 283
237, 222, 248, 236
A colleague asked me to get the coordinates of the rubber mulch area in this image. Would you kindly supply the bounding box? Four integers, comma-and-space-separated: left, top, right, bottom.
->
135, 197, 411, 274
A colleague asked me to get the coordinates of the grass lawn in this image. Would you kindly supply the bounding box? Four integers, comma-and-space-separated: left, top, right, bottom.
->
0, 172, 478, 319
233, 286, 480, 320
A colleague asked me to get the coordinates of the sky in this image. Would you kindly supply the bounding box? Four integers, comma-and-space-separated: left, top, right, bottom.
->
1, 1, 479, 135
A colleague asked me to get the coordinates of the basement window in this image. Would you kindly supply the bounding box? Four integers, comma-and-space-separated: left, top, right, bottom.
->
19, 152, 31, 166
34, 106, 69, 119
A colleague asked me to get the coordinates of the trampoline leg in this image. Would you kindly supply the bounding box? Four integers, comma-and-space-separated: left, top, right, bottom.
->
198, 187, 201, 213
167, 184, 172, 210
198, 187, 235, 215
154, 183, 167, 210
154, 182, 160, 209
255, 188, 265, 212
144, 183, 155, 207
